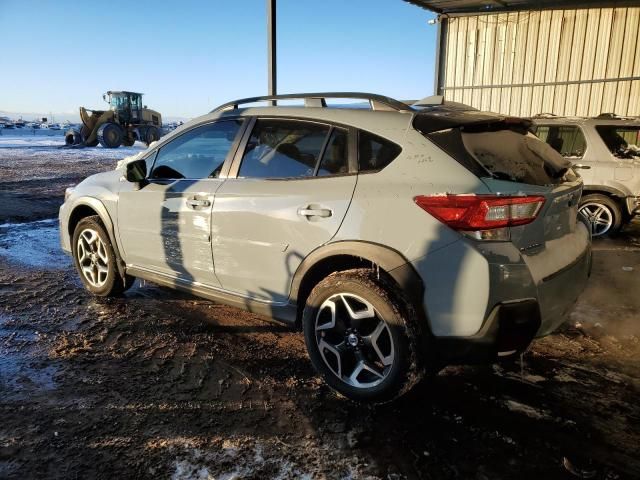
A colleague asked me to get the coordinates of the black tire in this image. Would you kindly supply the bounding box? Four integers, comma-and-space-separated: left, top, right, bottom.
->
72, 216, 134, 296
302, 268, 422, 403
145, 126, 160, 146
65, 131, 79, 146
122, 135, 135, 147
97, 123, 124, 148
80, 125, 99, 147
579, 193, 623, 237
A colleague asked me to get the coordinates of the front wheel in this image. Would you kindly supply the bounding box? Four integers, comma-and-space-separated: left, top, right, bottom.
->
302, 269, 422, 403
97, 123, 123, 148
579, 194, 623, 237
72, 216, 134, 296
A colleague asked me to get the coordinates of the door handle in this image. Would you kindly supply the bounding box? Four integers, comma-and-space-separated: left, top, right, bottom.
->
186, 198, 211, 208
297, 207, 332, 218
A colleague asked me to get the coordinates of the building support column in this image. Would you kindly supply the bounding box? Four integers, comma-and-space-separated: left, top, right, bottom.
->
267, 0, 277, 104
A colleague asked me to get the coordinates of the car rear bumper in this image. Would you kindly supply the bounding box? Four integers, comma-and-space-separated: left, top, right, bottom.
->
412, 224, 591, 364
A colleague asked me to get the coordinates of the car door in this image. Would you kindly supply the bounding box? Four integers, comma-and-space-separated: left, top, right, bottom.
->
117, 119, 245, 285
211, 117, 357, 303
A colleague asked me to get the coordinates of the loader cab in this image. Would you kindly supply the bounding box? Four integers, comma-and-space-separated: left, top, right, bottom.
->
104, 91, 143, 124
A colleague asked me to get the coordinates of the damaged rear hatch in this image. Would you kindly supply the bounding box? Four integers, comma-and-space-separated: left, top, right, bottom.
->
415, 110, 591, 330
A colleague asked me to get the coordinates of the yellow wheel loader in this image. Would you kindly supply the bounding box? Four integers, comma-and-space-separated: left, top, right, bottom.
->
65, 91, 162, 148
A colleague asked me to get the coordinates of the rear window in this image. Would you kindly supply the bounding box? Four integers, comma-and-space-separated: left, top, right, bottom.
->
595, 125, 640, 159
358, 131, 401, 172
425, 125, 575, 186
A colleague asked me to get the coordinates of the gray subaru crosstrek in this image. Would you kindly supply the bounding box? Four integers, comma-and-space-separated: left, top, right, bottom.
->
60, 93, 591, 402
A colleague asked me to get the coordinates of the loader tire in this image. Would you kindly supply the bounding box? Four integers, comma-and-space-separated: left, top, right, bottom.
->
97, 123, 124, 148
145, 126, 160, 146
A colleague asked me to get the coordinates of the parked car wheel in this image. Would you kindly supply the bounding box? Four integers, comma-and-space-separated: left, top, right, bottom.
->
72, 216, 133, 296
579, 194, 622, 237
302, 268, 422, 403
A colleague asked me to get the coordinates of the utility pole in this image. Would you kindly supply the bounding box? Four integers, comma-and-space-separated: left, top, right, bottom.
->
267, 0, 277, 105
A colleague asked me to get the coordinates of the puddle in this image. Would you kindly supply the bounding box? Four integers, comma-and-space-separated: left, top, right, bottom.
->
0, 218, 70, 268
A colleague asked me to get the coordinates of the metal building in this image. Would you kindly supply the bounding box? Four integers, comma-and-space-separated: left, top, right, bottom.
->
408, 1, 640, 117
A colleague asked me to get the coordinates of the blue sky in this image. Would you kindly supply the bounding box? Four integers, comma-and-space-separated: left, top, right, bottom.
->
0, 0, 437, 119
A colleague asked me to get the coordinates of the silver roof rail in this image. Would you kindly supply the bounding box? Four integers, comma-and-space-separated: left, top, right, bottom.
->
211, 92, 414, 113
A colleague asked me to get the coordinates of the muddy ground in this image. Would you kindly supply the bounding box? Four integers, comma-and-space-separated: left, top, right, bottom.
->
1, 142, 639, 479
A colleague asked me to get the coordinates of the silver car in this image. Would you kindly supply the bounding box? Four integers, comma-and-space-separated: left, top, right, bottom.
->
60, 93, 591, 402
532, 114, 640, 236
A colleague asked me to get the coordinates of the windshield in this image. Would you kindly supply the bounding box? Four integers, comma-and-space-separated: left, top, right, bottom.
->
595, 125, 640, 159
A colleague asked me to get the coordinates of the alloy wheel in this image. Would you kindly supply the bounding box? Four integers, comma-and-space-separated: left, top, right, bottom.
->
315, 293, 395, 389
76, 228, 109, 288
579, 202, 613, 236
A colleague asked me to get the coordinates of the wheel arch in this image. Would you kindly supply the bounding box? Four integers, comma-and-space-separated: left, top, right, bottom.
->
67, 198, 126, 278
582, 186, 631, 216
289, 241, 426, 327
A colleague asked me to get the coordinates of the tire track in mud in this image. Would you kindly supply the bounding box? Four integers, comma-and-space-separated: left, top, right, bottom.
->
2, 217, 640, 478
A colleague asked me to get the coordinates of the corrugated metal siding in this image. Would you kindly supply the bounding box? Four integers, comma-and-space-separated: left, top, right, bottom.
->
440, 7, 640, 116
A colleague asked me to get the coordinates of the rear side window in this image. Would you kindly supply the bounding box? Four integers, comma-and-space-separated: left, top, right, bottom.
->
533, 125, 586, 158
595, 125, 640, 159
358, 131, 401, 172
238, 119, 329, 178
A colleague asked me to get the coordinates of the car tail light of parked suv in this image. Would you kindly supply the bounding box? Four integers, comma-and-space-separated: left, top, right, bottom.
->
414, 194, 545, 240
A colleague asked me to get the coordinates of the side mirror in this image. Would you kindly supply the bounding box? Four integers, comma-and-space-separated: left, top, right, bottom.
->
126, 158, 148, 183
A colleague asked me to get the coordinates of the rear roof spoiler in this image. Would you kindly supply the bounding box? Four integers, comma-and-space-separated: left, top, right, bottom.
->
414, 110, 532, 134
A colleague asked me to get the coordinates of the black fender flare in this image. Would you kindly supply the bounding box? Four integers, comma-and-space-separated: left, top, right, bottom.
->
289, 240, 425, 317
68, 198, 127, 279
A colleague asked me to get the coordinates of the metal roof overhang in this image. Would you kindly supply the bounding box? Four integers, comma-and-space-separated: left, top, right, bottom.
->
406, 0, 640, 15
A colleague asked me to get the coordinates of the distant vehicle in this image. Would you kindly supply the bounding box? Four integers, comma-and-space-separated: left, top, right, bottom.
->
0, 117, 15, 129
531, 113, 640, 236
60, 92, 591, 402
48, 123, 61, 130
15, 119, 25, 128
65, 91, 162, 148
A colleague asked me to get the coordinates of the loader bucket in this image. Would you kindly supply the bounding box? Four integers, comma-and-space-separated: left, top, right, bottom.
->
79, 107, 114, 146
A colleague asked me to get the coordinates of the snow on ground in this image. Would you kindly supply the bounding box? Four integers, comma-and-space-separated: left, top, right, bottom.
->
0, 130, 146, 159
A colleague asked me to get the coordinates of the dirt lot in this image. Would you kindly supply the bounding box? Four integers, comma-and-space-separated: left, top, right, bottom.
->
1, 139, 639, 479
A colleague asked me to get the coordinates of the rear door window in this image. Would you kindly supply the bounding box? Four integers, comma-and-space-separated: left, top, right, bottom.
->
358, 131, 401, 172
533, 125, 586, 158
238, 119, 330, 178
595, 125, 640, 159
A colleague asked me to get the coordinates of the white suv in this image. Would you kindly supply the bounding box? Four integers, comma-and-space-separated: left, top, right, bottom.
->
532, 114, 640, 236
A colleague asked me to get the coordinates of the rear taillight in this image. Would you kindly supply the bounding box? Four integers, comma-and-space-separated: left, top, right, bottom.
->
414, 194, 545, 232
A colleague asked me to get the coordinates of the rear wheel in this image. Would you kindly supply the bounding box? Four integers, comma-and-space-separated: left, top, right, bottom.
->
72, 216, 134, 296
302, 269, 422, 403
579, 194, 622, 237
97, 123, 124, 148
145, 126, 160, 146
122, 134, 135, 147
